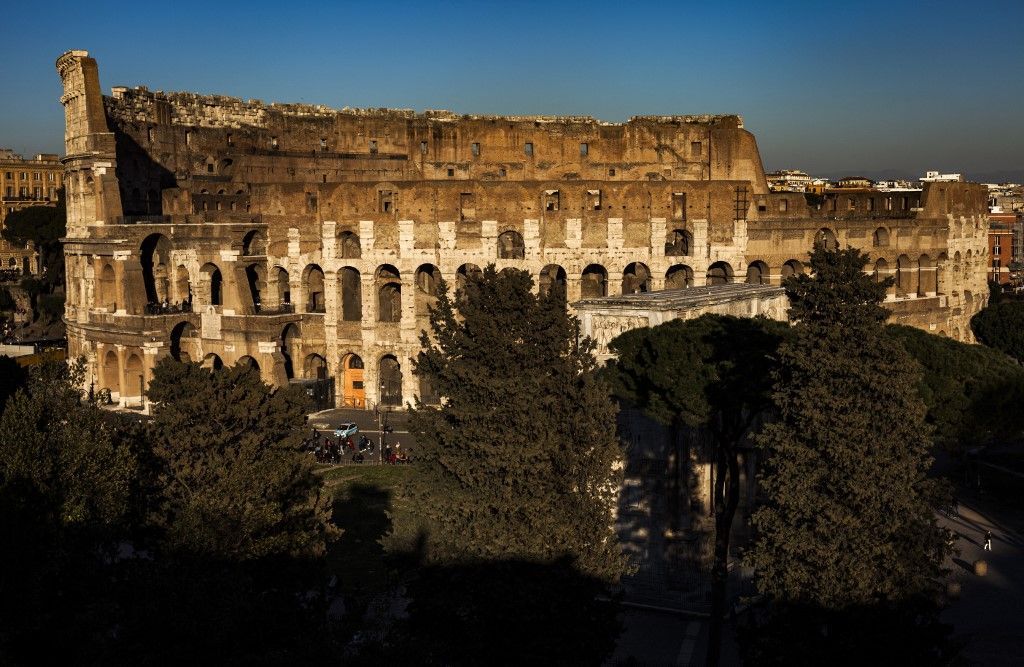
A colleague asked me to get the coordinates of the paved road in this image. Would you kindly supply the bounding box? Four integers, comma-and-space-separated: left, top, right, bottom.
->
307, 407, 417, 465
938, 492, 1024, 666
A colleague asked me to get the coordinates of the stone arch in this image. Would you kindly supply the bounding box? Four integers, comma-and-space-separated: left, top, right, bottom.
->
244, 263, 264, 312
140, 233, 172, 305
456, 264, 482, 295
97, 262, 117, 310
539, 264, 567, 298
174, 264, 192, 305
304, 353, 327, 380
497, 230, 525, 259
745, 261, 768, 285
200, 262, 223, 306
665, 228, 691, 256
815, 227, 838, 251
379, 354, 403, 407
170, 320, 198, 362
918, 254, 936, 296
706, 261, 734, 285
102, 349, 120, 396
339, 231, 361, 259
581, 264, 608, 298
125, 352, 145, 403
622, 262, 651, 294
873, 227, 890, 247
241, 229, 265, 256
281, 323, 300, 380
781, 259, 805, 280
274, 266, 291, 306
237, 355, 260, 372
376, 264, 402, 322
415, 263, 441, 318
666, 264, 694, 289
339, 266, 362, 321
303, 264, 325, 312
340, 353, 366, 408
201, 353, 224, 371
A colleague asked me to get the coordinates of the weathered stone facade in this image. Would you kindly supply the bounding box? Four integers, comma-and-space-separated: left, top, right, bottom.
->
56, 50, 990, 409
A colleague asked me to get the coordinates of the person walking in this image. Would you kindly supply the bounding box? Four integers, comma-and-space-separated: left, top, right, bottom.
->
984, 530, 993, 551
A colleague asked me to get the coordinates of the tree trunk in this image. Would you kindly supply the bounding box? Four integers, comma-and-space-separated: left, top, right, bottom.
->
706, 444, 741, 667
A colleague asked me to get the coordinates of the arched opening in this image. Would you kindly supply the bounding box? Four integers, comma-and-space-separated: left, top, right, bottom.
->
665, 229, 691, 256
745, 261, 768, 285
200, 263, 223, 306
274, 267, 291, 306
281, 323, 299, 380
376, 264, 402, 322
918, 254, 936, 296
245, 263, 264, 312
781, 259, 805, 280
201, 353, 224, 371
174, 265, 192, 306
415, 264, 441, 318
379, 355, 403, 407
98, 262, 117, 310
815, 228, 838, 251
340, 267, 362, 322
339, 231, 361, 259
237, 356, 260, 372
622, 262, 651, 294
539, 264, 567, 299
140, 233, 171, 305
873, 227, 890, 247
241, 229, 265, 256
581, 264, 608, 298
341, 353, 366, 408
456, 264, 482, 297
497, 230, 525, 259
170, 321, 198, 362
706, 261, 734, 286
666, 264, 694, 289
125, 353, 145, 404
873, 258, 889, 284
304, 264, 325, 313
304, 353, 327, 380
102, 349, 120, 396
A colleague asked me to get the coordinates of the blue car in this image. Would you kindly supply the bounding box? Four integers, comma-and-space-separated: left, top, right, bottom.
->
333, 422, 359, 439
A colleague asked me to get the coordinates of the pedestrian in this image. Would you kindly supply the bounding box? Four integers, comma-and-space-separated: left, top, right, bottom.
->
984, 530, 993, 551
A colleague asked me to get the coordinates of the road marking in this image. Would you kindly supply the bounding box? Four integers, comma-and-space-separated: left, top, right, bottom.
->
676, 620, 700, 666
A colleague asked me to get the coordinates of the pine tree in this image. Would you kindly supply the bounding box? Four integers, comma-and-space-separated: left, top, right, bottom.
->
145, 358, 334, 560
748, 247, 947, 616
409, 265, 623, 578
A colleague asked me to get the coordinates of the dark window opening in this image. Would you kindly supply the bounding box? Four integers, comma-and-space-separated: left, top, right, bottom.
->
471, 142, 480, 157
524, 142, 534, 157
579, 142, 588, 157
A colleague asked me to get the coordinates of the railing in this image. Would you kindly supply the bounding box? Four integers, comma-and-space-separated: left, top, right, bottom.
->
253, 303, 295, 315
144, 301, 193, 315
118, 215, 172, 225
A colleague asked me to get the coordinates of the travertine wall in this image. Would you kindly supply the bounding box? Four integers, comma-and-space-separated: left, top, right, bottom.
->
56, 50, 990, 409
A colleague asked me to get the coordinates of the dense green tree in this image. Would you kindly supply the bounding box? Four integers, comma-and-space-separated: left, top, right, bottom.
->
971, 300, 1024, 362
0, 360, 138, 661
145, 358, 334, 560
887, 324, 1024, 451
0, 355, 28, 413
607, 314, 786, 666
746, 247, 949, 661
407, 266, 623, 663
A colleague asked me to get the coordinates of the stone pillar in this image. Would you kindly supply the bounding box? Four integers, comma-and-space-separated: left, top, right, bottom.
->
565, 218, 582, 250
359, 220, 376, 253
524, 218, 540, 259
398, 219, 414, 258
607, 217, 623, 250
692, 219, 709, 261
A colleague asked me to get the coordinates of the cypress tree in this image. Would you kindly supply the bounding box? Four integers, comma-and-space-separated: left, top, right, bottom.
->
747, 247, 949, 657
409, 265, 624, 579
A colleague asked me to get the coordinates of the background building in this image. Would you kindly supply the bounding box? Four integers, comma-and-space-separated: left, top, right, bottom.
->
0, 149, 59, 275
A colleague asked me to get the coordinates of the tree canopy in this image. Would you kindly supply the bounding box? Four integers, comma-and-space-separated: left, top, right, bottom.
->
1, 195, 66, 290
746, 246, 949, 661
971, 300, 1024, 363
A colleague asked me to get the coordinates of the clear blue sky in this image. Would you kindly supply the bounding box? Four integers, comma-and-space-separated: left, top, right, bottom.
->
2, 0, 1021, 180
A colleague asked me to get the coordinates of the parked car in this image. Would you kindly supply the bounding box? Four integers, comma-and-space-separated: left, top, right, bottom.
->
334, 422, 359, 439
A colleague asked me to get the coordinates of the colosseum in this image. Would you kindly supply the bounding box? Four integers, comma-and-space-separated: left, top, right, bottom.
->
56, 50, 990, 409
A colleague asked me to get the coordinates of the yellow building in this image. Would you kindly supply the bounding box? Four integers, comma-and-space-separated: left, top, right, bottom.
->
1, 149, 60, 275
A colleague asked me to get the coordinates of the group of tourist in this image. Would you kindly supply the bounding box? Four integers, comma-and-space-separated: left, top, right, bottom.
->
304, 429, 410, 465
144, 299, 193, 315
